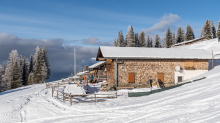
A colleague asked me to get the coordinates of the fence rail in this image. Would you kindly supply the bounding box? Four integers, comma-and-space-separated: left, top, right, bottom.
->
49, 82, 117, 105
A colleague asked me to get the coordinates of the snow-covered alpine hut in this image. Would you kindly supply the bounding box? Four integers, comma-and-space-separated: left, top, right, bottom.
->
96, 46, 212, 88
171, 37, 209, 47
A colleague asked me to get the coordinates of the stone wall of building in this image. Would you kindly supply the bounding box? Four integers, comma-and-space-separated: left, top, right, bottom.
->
106, 59, 208, 87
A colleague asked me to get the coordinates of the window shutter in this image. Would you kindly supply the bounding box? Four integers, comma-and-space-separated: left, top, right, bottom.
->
128, 73, 135, 83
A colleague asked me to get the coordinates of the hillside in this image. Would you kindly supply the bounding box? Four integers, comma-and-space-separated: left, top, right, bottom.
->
1, 39, 220, 122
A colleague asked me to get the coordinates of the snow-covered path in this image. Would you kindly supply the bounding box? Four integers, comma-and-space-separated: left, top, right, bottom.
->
1, 67, 220, 122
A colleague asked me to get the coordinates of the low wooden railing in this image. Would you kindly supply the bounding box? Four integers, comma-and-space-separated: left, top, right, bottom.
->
49, 83, 117, 105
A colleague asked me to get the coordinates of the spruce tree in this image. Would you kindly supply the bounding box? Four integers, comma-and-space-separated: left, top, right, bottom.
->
185, 25, 195, 41
41, 62, 47, 83
124, 38, 127, 47
172, 33, 176, 44
126, 25, 136, 47
113, 39, 117, 46
11, 60, 22, 89
28, 72, 34, 85
153, 34, 160, 47
135, 33, 139, 47
22, 57, 29, 85
163, 37, 167, 48
33, 46, 42, 84
166, 28, 172, 48
29, 53, 34, 74
211, 20, 216, 39
176, 27, 184, 43
216, 20, 220, 38
201, 19, 212, 39
117, 31, 124, 47
138, 31, 146, 47
147, 36, 151, 47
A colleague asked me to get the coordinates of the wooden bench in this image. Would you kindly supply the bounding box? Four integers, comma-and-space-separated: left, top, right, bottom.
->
117, 87, 134, 90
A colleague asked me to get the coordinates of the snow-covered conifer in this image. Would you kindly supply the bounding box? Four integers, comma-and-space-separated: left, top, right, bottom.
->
176, 27, 184, 43
117, 31, 124, 47
33, 46, 42, 84
11, 60, 22, 89
22, 57, 29, 85
201, 19, 212, 39
126, 25, 136, 47
138, 31, 146, 47
135, 33, 139, 47
29, 53, 34, 74
28, 72, 34, 85
166, 28, 172, 48
210, 20, 216, 39
216, 20, 220, 38
163, 37, 167, 48
147, 36, 151, 47
153, 34, 160, 47
113, 39, 117, 46
42, 47, 50, 80
185, 25, 195, 41
172, 33, 176, 44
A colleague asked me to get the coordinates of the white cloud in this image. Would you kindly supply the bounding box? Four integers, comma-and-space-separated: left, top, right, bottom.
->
143, 13, 180, 34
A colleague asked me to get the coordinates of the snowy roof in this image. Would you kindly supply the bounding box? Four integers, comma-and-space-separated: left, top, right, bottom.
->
172, 37, 208, 46
76, 71, 90, 76
68, 76, 80, 79
89, 61, 106, 69
96, 46, 213, 60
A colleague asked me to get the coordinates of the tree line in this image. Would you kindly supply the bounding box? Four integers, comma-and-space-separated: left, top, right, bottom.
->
0, 46, 50, 92
113, 19, 220, 48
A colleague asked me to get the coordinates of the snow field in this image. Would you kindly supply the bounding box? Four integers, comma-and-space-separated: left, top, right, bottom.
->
1, 66, 220, 123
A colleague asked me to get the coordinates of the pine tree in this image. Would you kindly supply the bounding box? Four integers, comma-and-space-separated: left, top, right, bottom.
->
185, 25, 195, 41
216, 20, 220, 38
166, 28, 172, 48
29, 53, 34, 74
3, 50, 19, 90
117, 31, 124, 47
33, 46, 42, 84
22, 57, 29, 85
113, 39, 117, 46
172, 33, 176, 44
135, 33, 139, 47
211, 20, 216, 39
0, 64, 3, 92
147, 36, 151, 47
201, 19, 212, 39
124, 38, 127, 47
176, 27, 184, 43
28, 72, 34, 85
126, 25, 136, 47
42, 47, 51, 80
138, 31, 146, 47
153, 34, 160, 47
163, 37, 167, 48
41, 62, 47, 83
11, 60, 22, 89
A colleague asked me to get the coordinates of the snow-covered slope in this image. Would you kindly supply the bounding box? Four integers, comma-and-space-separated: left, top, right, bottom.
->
1, 66, 220, 122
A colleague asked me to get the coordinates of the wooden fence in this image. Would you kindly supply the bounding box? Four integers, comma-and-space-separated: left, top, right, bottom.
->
50, 83, 117, 105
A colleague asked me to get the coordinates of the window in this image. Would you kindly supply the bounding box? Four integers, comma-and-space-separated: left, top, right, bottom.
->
178, 76, 183, 82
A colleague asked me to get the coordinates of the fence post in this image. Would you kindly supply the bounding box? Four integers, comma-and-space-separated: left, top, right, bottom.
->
52, 86, 54, 97
95, 92, 96, 104
116, 92, 117, 98
63, 91, 65, 102
57, 90, 58, 99
70, 93, 72, 105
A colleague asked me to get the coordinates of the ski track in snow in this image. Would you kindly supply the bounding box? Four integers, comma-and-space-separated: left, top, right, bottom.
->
1, 75, 220, 123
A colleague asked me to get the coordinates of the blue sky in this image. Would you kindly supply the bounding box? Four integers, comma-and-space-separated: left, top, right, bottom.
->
0, 0, 220, 80
0, 0, 220, 47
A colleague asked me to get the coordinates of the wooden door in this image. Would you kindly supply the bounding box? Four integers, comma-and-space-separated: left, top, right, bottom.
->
128, 73, 135, 83
158, 73, 164, 83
